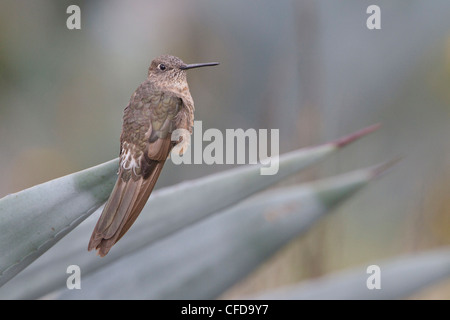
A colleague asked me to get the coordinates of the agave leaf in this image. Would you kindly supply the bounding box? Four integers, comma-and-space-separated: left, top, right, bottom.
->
248, 246, 450, 300
0, 125, 379, 298
0, 159, 118, 287
49, 162, 389, 299
0, 124, 378, 295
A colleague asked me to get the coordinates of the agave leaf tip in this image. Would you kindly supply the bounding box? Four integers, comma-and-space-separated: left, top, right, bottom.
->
334, 123, 381, 148
371, 156, 402, 178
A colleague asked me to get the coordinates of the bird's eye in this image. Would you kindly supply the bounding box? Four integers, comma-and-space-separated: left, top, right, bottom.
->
158, 63, 166, 71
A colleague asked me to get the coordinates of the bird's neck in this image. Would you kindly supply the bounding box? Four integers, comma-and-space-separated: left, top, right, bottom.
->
148, 77, 188, 94
146, 78, 194, 112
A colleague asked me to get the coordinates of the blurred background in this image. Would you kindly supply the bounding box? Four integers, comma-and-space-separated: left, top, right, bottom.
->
0, 0, 449, 298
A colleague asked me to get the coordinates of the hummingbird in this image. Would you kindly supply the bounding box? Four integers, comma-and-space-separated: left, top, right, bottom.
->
88, 55, 219, 257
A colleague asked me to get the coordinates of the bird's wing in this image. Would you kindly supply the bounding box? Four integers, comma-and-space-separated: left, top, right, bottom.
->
88, 92, 183, 257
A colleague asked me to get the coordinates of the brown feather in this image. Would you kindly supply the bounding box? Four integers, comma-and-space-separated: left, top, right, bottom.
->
88, 138, 173, 257
116, 161, 166, 242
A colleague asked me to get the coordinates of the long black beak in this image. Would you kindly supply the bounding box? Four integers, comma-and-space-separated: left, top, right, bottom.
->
180, 62, 219, 70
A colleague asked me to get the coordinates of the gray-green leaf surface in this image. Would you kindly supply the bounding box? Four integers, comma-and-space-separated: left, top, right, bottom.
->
0, 125, 378, 297
248, 246, 450, 300
51, 165, 381, 299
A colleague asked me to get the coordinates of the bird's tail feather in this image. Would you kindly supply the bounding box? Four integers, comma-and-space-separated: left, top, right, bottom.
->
88, 161, 166, 257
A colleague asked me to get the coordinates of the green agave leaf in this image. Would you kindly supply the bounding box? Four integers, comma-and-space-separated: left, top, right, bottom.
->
248, 246, 450, 300
50, 162, 388, 299
0, 124, 378, 295
0, 159, 118, 287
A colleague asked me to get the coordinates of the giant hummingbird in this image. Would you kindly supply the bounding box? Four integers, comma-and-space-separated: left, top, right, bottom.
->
88, 55, 219, 256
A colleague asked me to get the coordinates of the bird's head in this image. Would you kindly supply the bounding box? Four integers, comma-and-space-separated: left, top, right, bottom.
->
148, 55, 219, 89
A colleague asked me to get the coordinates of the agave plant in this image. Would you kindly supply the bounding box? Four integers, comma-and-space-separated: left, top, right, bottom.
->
0, 124, 447, 300
248, 246, 450, 300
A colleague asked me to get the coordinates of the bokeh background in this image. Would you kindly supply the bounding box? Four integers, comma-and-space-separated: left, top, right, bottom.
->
1, 0, 450, 298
